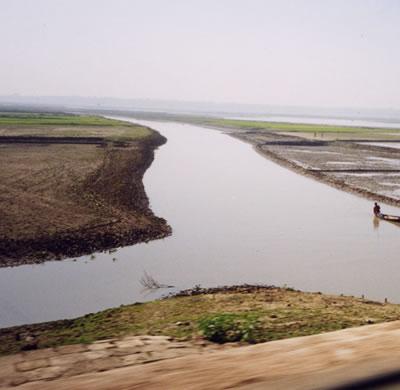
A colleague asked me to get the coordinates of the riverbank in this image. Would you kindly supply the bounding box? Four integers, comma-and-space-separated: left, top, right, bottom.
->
204, 118, 400, 209
0, 113, 171, 267
1, 285, 400, 356
85, 111, 400, 208
4, 320, 400, 389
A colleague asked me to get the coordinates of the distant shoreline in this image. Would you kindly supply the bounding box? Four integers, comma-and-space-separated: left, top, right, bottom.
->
200, 118, 400, 210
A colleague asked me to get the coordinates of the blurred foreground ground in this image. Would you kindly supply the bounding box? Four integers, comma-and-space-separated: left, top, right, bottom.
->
2, 320, 400, 389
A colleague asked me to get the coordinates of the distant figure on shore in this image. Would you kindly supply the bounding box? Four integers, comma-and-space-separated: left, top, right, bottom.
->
373, 202, 381, 216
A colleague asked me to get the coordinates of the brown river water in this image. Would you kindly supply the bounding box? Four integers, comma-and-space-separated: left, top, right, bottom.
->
1, 119, 400, 328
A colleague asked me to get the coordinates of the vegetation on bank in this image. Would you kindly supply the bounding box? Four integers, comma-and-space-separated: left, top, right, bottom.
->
208, 118, 396, 134
2, 286, 400, 356
0, 113, 151, 141
0, 113, 124, 126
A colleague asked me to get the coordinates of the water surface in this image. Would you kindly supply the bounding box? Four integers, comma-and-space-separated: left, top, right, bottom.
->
1, 120, 400, 328
363, 142, 400, 150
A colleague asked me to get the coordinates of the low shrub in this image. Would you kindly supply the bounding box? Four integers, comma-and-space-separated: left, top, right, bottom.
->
198, 313, 264, 344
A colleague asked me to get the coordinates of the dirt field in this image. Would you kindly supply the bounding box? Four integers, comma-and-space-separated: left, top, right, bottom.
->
0, 114, 171, 267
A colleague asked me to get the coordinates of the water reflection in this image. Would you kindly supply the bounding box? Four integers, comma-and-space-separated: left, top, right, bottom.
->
373, 217, 380, 229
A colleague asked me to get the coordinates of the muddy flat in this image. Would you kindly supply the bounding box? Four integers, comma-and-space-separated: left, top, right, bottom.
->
0, 143, 104, 240
200, 118, 400, 208
0, 113, 171, 267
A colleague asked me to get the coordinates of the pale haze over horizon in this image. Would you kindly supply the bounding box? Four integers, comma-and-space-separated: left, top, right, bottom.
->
2, 0, 400, 109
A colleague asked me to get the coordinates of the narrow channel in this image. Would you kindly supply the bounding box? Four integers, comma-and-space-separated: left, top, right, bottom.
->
1, 119, 400, 328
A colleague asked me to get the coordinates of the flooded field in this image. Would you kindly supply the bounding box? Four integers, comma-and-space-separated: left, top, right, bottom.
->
363, 142, 400, 150
230, 124, 400, 204
1, 119, 400, 328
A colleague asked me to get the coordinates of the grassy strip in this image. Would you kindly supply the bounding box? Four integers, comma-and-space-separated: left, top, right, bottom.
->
0, 113, 127, 127
2, 287, 400, 355
0, 113, 151, 140
208, 118, 396, 134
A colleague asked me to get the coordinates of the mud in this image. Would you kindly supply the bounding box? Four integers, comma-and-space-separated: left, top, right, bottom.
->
166, 284, 280, 298
0, 132, 171, 267
229, 130, 400, 208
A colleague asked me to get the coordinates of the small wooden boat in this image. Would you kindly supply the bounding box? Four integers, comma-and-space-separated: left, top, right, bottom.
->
376, 213, 400, 223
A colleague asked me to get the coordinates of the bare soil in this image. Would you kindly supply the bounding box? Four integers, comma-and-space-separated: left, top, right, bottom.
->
8, 321, 400, 390
0, 133, 171, 267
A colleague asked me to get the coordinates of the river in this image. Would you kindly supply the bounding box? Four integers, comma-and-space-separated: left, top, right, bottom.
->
1, 119, 400, 328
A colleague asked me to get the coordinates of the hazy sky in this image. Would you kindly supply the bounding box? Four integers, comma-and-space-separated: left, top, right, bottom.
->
1, 0, 400, 108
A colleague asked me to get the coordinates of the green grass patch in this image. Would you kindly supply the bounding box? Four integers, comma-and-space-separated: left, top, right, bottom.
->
2, 288, 400, 356
199, 313, 264, 343
0, 113, 126, 127
0, 113, 152, 140
208, 118, 397, 134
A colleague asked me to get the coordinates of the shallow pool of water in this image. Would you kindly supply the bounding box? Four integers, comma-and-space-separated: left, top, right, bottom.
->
1, 119, 400, 328
363, 142, 400, 150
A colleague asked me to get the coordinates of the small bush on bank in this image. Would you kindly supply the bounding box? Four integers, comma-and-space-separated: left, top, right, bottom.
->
198, 313, 264, 344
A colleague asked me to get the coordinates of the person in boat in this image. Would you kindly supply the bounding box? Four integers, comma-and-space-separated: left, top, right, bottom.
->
373, 202, 381, 216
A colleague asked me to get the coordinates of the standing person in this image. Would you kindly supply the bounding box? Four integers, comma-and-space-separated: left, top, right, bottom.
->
373, 202, 381, 216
